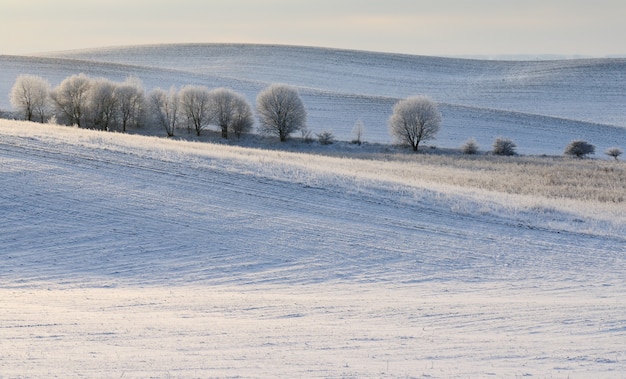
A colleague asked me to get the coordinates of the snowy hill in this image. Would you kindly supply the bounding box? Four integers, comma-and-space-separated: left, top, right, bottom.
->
1, 120, 625, 377
1, 45, 626, 377
3, 120, 623, 287
2, 43, 626, 155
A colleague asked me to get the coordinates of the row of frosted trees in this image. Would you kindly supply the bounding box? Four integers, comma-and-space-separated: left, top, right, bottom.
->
9, 74, 307, 141
13, 75, 617, 158
12, 73, 449, 150
10, 74, 145, 132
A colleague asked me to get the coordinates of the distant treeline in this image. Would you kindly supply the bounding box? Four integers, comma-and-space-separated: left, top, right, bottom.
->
7, 73, 621, 159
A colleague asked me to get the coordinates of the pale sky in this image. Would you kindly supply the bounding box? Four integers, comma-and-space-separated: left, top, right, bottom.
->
1, 0, 625, 57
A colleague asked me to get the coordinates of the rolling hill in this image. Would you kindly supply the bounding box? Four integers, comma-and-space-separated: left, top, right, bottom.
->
1, 120, 625, 377
1, 44, 625, 377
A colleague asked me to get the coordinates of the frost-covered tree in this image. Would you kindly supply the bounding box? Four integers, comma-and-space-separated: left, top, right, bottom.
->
179, 85, 212, 136
10, 74, 51, 122
86, 78, 118, 130
209, 88, 236, 138
492, 137, 517, 156
209, 88, 254, 139
564, 140, 595, 158
229, 96, 255, 140
50, 73, 92, 127
149, 87, 180, 137
605, 147, 623, 161
256, 84, 306, 142
388, 95, 441, 152
116, 77, 146, 132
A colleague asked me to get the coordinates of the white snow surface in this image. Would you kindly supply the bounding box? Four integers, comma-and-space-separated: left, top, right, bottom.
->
1, 45, 626, 377
1, 120, 625, 378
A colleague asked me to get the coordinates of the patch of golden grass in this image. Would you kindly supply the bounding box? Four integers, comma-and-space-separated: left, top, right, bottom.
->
365, 153, 626, 204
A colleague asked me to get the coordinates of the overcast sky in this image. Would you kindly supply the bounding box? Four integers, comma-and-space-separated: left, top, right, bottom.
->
1, 0, 625, 57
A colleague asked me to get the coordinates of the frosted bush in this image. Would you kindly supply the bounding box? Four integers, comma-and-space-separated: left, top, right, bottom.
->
492, 137, 516, 156
564, 140, 595, 158
605, 147, 622, 161
461, 138, 479, 155
317, 131, 334, 145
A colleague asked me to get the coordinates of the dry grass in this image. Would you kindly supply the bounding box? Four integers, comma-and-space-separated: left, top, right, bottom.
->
391, 154, 626, 204
307, 145, 625, 205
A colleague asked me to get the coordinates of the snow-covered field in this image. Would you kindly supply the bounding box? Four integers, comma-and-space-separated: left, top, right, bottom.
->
1, 44, 626, 378
1, 120, 625, 378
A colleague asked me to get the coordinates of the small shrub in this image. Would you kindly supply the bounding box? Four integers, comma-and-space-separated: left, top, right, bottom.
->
564, 140, 595, 158
461, 138, 479, 155
46, 115, 58, 125
351, 119, 365, 145
605, 147, 623, 160
492, 137, 516, 156
317, 131, 335, 145
300, 129, 314, 143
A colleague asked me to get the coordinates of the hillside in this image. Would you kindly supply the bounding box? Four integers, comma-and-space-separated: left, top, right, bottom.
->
2, 120, 624, 287
1, 120, 625, 377
1, 43, 625, 155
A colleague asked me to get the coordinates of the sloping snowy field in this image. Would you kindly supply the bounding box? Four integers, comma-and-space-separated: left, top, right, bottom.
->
1, 121, 625, 378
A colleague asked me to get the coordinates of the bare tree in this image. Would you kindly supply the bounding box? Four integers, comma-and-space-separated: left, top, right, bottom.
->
256, 84, 306, 142
179, 85, 212, 136
50, 73, 92, 127
149, 87, 180, 137
10, 74, 51, 122
86, 78, 118, 130
388, 95, 441, 152
605, 147, 623, 161
116, 77, 145, 132
564, 140, 595, 158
